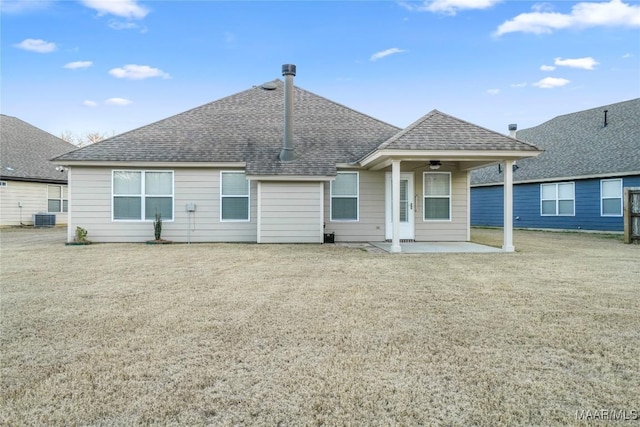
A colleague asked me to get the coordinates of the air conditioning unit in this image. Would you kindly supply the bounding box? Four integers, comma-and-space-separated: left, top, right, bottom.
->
33, 213, 56, 227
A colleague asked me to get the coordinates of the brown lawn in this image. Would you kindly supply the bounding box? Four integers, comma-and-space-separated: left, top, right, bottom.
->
1, 227, 639, 426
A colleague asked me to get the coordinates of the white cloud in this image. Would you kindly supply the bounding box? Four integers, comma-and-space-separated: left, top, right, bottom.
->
533, 77, 571, 89
370, 48, 406, 61
1, 0, 54, 14
495, 0, 640, 36
108, 20, 143, 31
487, 88, 501, 95
510, 82, 527, 88
622, 52, 634, 58
105, 98, 132, 106
81, 0, 149, 19
400, 0, 502, 15
14, 38, 56, 53
109, 64, 170, 80
83, 100, 98, 107
64, 61, 93, 69
540, 65, 556, 71
554, 56, 599, 70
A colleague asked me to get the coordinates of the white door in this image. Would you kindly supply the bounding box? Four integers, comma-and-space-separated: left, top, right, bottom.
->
385, 172, 415, 240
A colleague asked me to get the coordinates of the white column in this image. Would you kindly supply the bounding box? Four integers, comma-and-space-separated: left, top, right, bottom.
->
391, 160, 402, 253
503, 160, 515, 252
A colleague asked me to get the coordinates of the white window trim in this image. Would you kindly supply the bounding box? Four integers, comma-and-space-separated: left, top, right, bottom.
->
330, 171, 359, 222
47, 184, 68, 213
423, 172, 452, 222
600, 178, 623, 217
540, 182, 575, 217
111, 170, 174, 222
220, 171, 250, 222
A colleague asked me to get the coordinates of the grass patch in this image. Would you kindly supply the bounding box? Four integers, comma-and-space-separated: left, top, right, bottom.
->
1, 228, 639, 425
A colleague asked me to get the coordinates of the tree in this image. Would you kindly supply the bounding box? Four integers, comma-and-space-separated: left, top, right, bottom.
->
60, 130, 114, 147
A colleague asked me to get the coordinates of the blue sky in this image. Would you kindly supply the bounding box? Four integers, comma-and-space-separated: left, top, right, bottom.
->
2, 0, 639, 139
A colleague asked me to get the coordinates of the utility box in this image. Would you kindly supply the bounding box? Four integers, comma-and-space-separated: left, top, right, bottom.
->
33, 213, 56, 228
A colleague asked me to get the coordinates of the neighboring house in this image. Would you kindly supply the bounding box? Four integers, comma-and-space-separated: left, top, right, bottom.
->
471, 98, 640, 232
54, 65, 541, 251
1, 115, 77, 227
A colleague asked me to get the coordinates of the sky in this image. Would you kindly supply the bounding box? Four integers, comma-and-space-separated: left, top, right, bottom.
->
1, 0, 639, 140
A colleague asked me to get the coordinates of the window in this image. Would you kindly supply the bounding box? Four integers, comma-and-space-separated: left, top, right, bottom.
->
601, 179, 622, 216
423, 172, 451, 220
331, 172, 358, 221
47, 185, 68, 213
113, 171, 173, 221
221, 171, 249, 221
541, 182, 574, 216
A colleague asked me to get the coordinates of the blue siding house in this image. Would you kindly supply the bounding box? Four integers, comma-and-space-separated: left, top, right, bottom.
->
471, 98, 640, 232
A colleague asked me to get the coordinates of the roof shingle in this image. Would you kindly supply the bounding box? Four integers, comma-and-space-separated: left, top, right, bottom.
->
1, 115, 77, 183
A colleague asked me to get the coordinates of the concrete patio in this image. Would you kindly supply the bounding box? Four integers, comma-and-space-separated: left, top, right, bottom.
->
370, 241, 503, 253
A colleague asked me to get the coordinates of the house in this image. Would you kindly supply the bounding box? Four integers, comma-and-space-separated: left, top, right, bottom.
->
1, 115, 77, 227
471, 98, 640, 232
54, 65, 541, 251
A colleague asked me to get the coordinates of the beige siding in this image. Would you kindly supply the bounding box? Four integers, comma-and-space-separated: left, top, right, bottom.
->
324, 167, 469, 242
68, 167, 257, 243
0, 180, 68, 227
259, 181, 323, 243
324, 170, 385, 242
414, 167, 468, 242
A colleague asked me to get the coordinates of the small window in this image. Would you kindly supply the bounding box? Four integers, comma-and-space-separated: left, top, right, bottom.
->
47, 185, 68, 213
331, 172, 359, 221
424, 172, 451, 220
221, 171, 249, 221
601, 179, 622, 216
540, 182, 574, 216
113, 171, 173, 221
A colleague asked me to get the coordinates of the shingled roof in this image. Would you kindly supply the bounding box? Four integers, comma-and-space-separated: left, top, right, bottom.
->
375, 109, 540, 152
54, 79, 401, 176
471, 98, 640, 185
1, 115, 77, 183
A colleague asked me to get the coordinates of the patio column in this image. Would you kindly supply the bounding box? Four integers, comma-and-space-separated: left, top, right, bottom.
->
391, 160, 401, 253
503, 159, 515, 252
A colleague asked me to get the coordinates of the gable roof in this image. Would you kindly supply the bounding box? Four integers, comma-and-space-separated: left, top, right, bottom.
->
472, 98, 640, 185
375, 109, 539, 152
54, 79, 401, 176
1, 115, 77, 183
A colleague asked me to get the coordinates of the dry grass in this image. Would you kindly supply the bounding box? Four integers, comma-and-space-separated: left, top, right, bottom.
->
1, 228, 639, 426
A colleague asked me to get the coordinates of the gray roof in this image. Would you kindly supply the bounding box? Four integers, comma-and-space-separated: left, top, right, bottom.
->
1, 115, 77, 183
376, 109, 540, 152
472, 98, 640, 185
55, 80, 401, 176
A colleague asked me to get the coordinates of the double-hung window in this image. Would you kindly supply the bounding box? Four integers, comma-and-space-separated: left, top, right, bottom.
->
423, 172, 451, 220
221, 171, 249, 221
540, 182, 574, 216
331, 172, 359, 221
113, 171, 173, 220
47, 185, 68, 213
601, 179, 622, 216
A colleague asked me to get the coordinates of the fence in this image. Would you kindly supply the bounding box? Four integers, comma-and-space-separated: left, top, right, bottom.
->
624, 187, 640, 244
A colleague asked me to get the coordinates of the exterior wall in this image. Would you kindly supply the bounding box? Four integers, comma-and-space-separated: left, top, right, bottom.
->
324, 167, 468, 242
413, 166, 468, 242
69, 167, 256, 242
0, 180, 68, 226
258, 181, 323, 243
324, 170, 386, 242
471, 175, 640, 231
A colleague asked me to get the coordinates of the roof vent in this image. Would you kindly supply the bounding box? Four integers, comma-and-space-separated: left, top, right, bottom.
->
603, 110, 608, 127
261, 81, 277, 90
508, 124, 517, 138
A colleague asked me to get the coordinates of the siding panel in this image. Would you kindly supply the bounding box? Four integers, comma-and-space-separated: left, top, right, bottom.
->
259, 182, 323, 243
